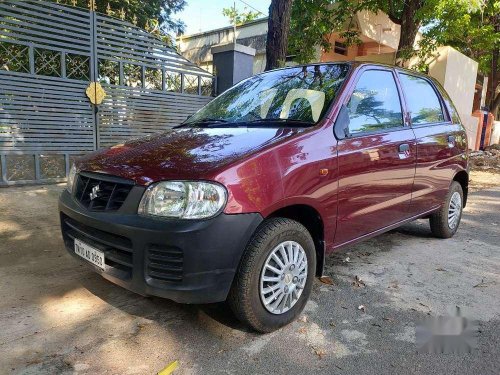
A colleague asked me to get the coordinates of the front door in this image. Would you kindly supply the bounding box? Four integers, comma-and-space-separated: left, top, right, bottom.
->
334, 68, 416, 246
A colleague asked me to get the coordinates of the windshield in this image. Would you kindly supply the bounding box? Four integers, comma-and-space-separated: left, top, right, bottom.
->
184, 64, 350, 127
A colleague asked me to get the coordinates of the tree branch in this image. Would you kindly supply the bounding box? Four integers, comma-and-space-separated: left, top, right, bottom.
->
387, 0, 401, 24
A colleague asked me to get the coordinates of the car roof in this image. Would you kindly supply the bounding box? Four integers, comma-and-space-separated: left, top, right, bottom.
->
265, 61, 429, 78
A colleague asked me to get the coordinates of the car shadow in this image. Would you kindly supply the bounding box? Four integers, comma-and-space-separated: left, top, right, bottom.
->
79, 220, 435, 333
391, 220, 435, 238
80, 275, 251, 333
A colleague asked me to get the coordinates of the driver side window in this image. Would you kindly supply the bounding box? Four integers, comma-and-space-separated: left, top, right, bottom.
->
347, 70, 403, 135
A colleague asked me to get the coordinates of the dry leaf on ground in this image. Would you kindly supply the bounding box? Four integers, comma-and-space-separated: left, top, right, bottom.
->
319, 276, 335, 285
352, 275, 366, 288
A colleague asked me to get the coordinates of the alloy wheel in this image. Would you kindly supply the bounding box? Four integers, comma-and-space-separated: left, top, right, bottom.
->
259, 241, 308, 315
448, 191, 462, 230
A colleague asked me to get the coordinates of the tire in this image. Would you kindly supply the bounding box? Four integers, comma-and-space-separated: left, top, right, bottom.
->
429, 181, 464, 239
228, 217, 316, 333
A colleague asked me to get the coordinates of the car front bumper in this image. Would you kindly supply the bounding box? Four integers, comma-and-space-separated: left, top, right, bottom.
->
59, 188, 262, 304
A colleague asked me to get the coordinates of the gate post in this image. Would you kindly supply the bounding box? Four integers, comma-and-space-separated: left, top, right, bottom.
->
89, 6, 100, 151
211, 43, 255, 95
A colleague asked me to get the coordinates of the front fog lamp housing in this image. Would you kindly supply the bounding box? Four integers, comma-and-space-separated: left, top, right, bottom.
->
138, 181, 227, 219
67, 164, 77, 193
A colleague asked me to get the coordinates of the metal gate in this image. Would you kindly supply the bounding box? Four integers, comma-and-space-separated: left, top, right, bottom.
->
0, 0, 214, 185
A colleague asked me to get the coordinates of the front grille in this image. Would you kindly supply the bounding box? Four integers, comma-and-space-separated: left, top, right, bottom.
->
74, 173, 133, 211
61, 214, 133, 280
147, 244, 183, 282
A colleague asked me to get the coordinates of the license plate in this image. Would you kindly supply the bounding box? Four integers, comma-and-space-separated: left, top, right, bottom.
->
74, 238, 105, 270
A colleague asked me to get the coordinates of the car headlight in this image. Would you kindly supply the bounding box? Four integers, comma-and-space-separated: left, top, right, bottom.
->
67, 164, 77, 193
138, 181, 227, 219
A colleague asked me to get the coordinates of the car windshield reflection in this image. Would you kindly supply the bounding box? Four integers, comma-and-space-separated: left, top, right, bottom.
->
184, 64, 351, 128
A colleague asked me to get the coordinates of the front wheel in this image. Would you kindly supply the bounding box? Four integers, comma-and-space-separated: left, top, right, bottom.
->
228, 218, 316, 333
429, 181, 464, 238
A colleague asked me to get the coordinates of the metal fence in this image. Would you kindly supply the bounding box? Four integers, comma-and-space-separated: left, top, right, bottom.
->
0, 0, 214, 185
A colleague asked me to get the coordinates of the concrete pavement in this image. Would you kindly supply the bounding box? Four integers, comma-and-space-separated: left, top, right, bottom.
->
0, 177, 498, 374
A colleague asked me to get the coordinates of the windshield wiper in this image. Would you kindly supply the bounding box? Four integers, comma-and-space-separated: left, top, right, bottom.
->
188, 118, 230, 127
244, 118, 316, 127
175, 118, 229, 128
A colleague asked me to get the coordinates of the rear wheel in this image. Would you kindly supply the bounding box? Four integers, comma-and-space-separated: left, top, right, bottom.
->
228, 218, 316, 333
429, 181, 463, 238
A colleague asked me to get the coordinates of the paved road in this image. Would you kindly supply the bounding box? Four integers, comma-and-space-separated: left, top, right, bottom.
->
0, 183, 498, 375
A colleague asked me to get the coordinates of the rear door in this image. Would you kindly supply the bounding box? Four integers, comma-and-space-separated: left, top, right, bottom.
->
397, 72, 466, 216
334, 67, 417, 246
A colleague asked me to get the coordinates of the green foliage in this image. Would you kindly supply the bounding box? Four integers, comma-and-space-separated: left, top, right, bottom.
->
50, 0, 186, 43
419, 0, 499, 75
289, 0, 498, 76
222, 6, 261, 26
411, 38, 439, 73
288, 0, 379, 64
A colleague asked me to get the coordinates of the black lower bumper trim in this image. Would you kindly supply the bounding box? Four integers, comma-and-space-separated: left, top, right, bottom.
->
59, 189, 263, 304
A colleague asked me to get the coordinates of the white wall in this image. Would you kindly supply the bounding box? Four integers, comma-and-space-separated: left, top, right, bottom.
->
429, 46, 477, 117
491, 121, 500, 146
428, 46, 478, 147
356, 10, 401, 50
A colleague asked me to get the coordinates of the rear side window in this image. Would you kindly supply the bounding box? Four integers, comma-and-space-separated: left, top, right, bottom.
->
347, 70, 403, 134
434, 83, 461, 124
399, 74, 445, 125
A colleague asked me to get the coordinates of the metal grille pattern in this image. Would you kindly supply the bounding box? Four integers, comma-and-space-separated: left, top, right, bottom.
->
73, 173, 133, 211
66, 54, 90, 80
165, 71, 182, 92
98, 59, 119, 85
183, 74, 199, 95
145, 68, 162, 90
0, 42, 30, 73
0, 0, 215, 185
34, 49, 62, 77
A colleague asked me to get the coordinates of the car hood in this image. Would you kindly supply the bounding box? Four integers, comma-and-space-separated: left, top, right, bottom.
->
77, 127, 297, 185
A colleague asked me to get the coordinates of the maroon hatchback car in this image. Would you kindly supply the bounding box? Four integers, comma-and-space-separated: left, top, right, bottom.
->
60, 62, 468, 332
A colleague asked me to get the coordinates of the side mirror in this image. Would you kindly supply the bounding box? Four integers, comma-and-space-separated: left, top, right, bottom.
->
333, 104, 350, 140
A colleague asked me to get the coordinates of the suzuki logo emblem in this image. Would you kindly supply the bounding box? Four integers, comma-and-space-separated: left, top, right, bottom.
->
90, 184, 100, 200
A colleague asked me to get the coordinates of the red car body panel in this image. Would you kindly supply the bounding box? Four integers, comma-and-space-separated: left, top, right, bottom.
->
75, 62, 468, 257
408, 123, 468, 216
334, 128, 417, 246
76, 127, 298, 185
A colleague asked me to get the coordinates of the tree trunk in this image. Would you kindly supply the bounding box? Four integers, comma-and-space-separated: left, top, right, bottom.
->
395, 0, 424, 66
265, 0, 293, 71
488, 40, 499, 119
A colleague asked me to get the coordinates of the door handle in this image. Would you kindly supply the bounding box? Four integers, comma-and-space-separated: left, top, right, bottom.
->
398, 143, 410, 153
447, 135, 456, 147
398, 143, 410, 159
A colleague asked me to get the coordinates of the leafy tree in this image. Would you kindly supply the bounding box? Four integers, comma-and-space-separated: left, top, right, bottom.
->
288, 0, 375, 63
51, 0, 186, 43
222, 6, 261, 26
418, 0, 499, 117
287, 0, 499, 116
288, 0, 426, 64
382, 0, 425, 63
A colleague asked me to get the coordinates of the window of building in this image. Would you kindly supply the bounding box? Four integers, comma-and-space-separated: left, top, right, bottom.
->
334, 41, 347, 56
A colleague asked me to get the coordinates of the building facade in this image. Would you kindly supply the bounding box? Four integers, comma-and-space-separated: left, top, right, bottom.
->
176, 11, 402, 75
